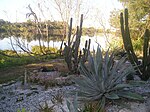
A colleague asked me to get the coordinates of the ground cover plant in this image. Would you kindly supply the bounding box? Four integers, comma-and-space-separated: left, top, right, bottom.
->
0, 49, 59, 69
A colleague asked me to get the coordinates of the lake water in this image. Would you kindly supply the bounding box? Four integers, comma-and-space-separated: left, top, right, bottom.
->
0, 35, 112, 52
0, 36, 62, 51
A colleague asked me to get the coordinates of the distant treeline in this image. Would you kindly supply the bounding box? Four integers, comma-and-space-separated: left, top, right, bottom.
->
0, 19, 112, 39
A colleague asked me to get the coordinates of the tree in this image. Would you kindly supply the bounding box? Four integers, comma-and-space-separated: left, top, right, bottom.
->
110, 0, 150, 39
92, 8, 113, 48
109, 9, 123, 29
109, 0, 150, 52
83, 27, 96, 37
51, 0, 90, 54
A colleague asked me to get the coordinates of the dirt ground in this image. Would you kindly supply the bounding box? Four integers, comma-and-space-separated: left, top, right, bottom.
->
0, 59, 68, 84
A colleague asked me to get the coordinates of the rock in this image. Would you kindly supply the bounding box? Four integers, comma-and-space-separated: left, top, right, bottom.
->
145, 97, 150, 112
55, 75, 76, 85
0, 81, 75, 112
28, 71, 60, 84
32, 69, 38, 73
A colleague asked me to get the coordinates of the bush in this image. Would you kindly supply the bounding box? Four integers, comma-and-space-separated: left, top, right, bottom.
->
31, 45, 58, 55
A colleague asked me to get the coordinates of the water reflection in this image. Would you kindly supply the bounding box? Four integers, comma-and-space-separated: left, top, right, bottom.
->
0, 36, 62, 51
0, 33, 64, 51
0, 33, 111, 51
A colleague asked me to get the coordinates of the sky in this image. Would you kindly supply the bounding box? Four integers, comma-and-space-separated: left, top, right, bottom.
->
0, 0, 123, 28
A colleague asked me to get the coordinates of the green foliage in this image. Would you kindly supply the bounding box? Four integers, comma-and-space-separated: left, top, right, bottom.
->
17, 108, 28, 112
110, 0, 150, 58
110, 0, 150, 40
118, 0, 150, 21
31, 45, 58, 55
110, 9, 123, 29
2, 50, 17, 56
0, 49, 58, 69
133, 38, 143, 54
0, 55, 35, 68
0, 19, 65, 38
74, 46, 144, 111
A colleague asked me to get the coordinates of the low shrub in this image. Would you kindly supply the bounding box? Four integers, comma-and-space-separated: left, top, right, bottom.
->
31, 45, 58, 55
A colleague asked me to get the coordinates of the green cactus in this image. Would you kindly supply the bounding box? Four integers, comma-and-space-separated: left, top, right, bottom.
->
66, 17, 73, 71
64, 14, 91, 73
81, 39, 91, 63
120, 9, 139, 65
120, 8, 150, 80
142, 29, 150, 80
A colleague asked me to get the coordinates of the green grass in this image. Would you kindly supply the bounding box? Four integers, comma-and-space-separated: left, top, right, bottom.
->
0, 53, 59, 69
0, 56, 35, 68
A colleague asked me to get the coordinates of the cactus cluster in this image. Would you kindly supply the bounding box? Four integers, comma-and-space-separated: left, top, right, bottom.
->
120, 8, 150, 80
64, 14, 91, 73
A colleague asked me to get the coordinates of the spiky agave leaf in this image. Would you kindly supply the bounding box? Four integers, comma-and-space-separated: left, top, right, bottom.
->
128, 80, 147, 86
106, 56, 135, 90
104, 93, 120, 100
117, 91, 144, 101
97, 97, 106, 112
109, 83, 132, 91
61, 93, 81, 112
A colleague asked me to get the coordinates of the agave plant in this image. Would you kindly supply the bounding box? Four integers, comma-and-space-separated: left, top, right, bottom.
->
74, 46, 144, 111
61, 93, 81, 112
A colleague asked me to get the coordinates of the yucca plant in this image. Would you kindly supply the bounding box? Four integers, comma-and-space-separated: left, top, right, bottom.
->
74, 46, 144, 111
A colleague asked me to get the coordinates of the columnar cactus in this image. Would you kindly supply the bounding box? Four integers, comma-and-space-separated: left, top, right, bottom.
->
142, 29, 150, 80
81, 39, 91, 63
64, 14, 91, 73
120, 9, 139, 65
120, 8, 150, 80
